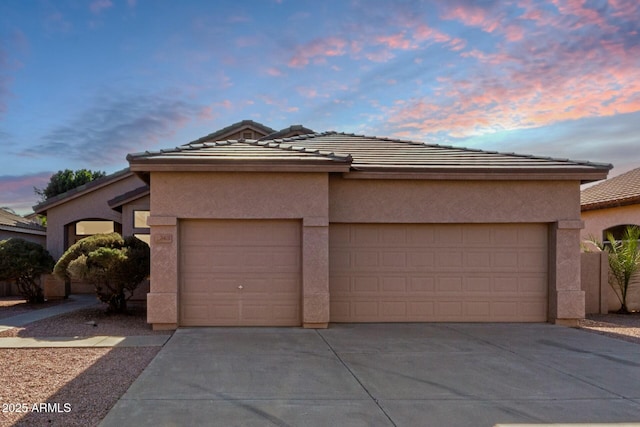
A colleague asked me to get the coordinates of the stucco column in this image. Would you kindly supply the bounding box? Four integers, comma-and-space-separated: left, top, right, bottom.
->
147, 216, 178, 330
548, 220, 585, 326
302, 217, 329, 328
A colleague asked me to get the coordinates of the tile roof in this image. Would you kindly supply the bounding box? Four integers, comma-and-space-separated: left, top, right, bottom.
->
581, 166, 640, 211
128, 138, 352, 165
128, 132, 611, 181
185, 120, 276, 146
275, 132, 611, 173
259, 125, 315, 141
0, 208, 46, 234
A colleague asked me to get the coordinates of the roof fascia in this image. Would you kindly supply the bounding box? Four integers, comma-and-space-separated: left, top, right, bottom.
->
0, 225, 47, 235
33, 169, 134, 214
342, 169, 610, 182
581, 195, 640, 212
129, 161, 351, 173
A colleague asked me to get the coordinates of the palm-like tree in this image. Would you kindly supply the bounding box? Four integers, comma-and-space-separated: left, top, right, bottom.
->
603, 226, 640, 314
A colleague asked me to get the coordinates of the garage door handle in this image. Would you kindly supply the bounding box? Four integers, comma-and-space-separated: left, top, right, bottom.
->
238, 285, 244, 289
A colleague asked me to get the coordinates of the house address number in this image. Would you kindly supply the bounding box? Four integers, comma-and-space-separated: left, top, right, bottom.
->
154, 234, 173, 244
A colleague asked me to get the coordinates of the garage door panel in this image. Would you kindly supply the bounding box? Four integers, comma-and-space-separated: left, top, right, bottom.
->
330, 223, 548, 323
180, 219, 301, 326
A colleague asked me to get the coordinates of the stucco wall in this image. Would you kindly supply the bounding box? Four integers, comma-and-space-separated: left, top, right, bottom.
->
44, 174, 145, 259
122, 195, 151, 237
581, 251, 640, 313
581, 204, 640, 243
330, 178, 581, 223
148, 171, 330, 329
147, 172, 587, 327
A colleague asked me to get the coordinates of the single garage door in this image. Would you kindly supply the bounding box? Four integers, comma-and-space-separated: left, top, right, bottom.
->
330, 223, 548, 322
180, 219, 301, 326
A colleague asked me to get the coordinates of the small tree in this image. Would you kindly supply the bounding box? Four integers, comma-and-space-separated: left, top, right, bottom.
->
0, 238, 55, 303
35, 169, 106, 202
54, 233, 149, 313
590, 226, 640, 314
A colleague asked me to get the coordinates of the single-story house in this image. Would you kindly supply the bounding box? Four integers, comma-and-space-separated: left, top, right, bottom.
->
0, 207, 46, 246
123, 130, 610, 330
581, 166, 640, 312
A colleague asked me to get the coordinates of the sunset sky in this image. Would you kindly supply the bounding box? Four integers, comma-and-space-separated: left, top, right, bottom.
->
1, 0, 639, 213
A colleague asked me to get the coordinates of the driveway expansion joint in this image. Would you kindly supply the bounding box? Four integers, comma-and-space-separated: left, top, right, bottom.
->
316, 329, 398, 427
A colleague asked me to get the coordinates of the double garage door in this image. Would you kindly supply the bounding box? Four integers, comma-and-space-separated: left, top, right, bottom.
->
179, 221, 548, 326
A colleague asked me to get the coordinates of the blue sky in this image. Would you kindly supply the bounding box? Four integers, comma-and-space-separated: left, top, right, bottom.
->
1, 0, 639, 213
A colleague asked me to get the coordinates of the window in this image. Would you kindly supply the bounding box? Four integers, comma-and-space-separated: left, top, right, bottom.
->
76, 221, 114, 235
242, 131, 253, 139
134, 210, 150, 229
603, 224, 640, 243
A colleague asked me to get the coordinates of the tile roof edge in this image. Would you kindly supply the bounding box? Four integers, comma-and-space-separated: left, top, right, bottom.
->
0, 224, 47, 235
581, 194, 640, 211
33, 168, 133, 213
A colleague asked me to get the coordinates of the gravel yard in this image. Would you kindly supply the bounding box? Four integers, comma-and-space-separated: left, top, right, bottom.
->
580, 313, 640, 345
0, 301, 170, 427
1, 299, 639, 427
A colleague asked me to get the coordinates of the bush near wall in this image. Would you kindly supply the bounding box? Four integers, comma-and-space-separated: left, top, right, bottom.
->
0, 238, 55, 303
54, 233, 150, 313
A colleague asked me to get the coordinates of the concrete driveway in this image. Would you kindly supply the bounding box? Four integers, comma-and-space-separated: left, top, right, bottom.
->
100, 323, 640, 427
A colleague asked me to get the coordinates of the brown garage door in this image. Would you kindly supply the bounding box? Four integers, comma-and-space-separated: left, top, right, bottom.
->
180, 219, 301, 326
330, 223, 548, 322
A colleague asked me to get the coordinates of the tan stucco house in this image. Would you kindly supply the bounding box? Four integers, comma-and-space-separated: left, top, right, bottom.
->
124, 130, 610, 330
581, 166, 640, 311
33, 120, 612, 329
581, 166, 640, 242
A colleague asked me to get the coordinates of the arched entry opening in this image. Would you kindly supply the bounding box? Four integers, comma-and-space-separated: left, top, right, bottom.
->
64, 219, 123, 252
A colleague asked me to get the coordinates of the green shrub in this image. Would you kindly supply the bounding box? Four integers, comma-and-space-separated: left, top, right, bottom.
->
54, 233, 150, 312
0, 238, 55, 303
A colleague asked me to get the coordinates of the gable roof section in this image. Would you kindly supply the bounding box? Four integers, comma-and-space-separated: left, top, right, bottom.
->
184, 120, 276, 146
128, 139, 353, 177
107, 185, 150, 212
128, 132, 611, 182
259, 125, 315, 141
0, 208, 46, 235
581, 166, 640, 211
33, 168, 133, 214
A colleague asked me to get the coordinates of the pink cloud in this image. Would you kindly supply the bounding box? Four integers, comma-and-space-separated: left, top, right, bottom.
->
385, 10, 640, 140
0, 172, 52, 213
376, 33, 415, 50
90, 0, 113, 14
441, 4, 502, 33
264, 67, 284, 77
288, 37, 347, 68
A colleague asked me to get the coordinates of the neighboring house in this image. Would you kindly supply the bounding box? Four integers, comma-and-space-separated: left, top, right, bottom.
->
581, 166, 640, 312
0, 208, 47, 296
32, 121, 314, 294
581, 166, 640, 242
0, 208, 46, 246
33, 169, 149, 260
125, 131, 610, 330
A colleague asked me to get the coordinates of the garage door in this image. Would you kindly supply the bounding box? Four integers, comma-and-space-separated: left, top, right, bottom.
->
180, 219, 301, 326
330, 223, 548, 322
